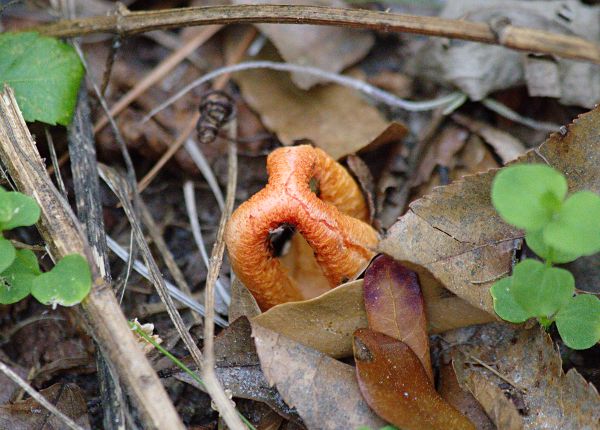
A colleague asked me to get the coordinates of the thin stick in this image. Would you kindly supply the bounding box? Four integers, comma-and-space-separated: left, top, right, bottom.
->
100, 164, 243, 429
0, 86, 186, 430
142, 61, 463, 123
32, 5, 600, 64
137, 27, 256, 193
202, 122, 242, 429
93, 25, 222, 133
0, 360, 85, 430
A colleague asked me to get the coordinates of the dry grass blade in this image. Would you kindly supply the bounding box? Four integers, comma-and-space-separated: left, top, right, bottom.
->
32, 5, 600, 64
0, 360, 85, 430
93, 25, 222, 133
201, 123, 245, 429
0, 86, 185, 429
99, 164, 244, 429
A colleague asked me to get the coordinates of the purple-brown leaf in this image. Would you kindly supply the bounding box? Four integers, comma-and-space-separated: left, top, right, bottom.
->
364, 254, 432, 381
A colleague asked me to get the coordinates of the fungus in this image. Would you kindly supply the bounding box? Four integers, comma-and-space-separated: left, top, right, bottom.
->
225, 145, 379, 310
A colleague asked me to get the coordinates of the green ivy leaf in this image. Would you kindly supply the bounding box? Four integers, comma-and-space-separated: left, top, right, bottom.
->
544, 191, 600, 257
0, 237, 16, 273
490, 276, 529, 323
510, 260, 574, 319
31, 254, 91, 307
555, 294, 600, 350
491, 164, 567, 231
0, 187, 40, 230
0, 249, 40, 304
0, 32, 84, 126
525, 230, 580, 264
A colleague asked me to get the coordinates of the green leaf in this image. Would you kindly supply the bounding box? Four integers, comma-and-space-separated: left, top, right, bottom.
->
525, 230, 580, 264
490, 276, 529, 323
0, 188, 40, 230
31, 254, 91, 307
0, 32, 84, 126
0, 249, 40, 304
510, 260, 574, 319
555, 294, 600, 350
491, 164, 567, 231
544, 191, 600, 257
0, 237, 16, 273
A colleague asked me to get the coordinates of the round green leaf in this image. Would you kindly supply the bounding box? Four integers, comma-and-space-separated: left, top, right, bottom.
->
555, 294, 600, 350
491, 164, 567, 231
544, 191, 600, 257
0, 191, 41, 230
525, 230, 580, 264
0, 237, 16, 274
0, 32, 84, 126
510, 259, 574, 319
490, 277, 529, 323
31, 254, 91, 307
0, 249, 40, 304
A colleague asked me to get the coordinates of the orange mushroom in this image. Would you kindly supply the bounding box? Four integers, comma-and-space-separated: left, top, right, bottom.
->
225, 145, 379, 310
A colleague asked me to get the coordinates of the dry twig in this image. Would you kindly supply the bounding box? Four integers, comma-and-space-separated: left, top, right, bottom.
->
32, 4, 600, 64
0, 360, 85, 430
0, 87, 185, 430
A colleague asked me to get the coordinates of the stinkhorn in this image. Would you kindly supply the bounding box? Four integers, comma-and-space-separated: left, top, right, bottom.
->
225, 145, 379, 310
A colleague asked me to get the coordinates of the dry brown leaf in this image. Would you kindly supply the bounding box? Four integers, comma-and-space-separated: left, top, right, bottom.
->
251, 322, 386, 430
174, 317, 301, 423
363, 255, 432, 381
229, 278, 262, 323
227, 43, 391, 159
453, 113, 527, 162
252, 280, 366, 358
379, 106, 600, 314
253, 278, 493, 358
353, 329, 475, 430
446, 324, 600, 429
233, 0, 374, 90
346, 154, 376, 224
438, 361, 496, 430
414, 125, 469, 187
0, 383, 91, 430
413, 0, 600, 108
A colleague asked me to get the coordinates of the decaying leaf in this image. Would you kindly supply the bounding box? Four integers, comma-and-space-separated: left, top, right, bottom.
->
252, 280, 366, 358
0, 383, 91, 430
412, 0, 600, 108
363, 255, 432, 381
172, 317, 300, 423
229, 278, 262, 323
438, 361, 496, 430
353, 329, 475, 430
233, 0, 374, 90
252, 322, 385, 430
0, 351, 26, 404
446, 323, 600, 429
227, 42, 391, 159
452, 113, 527, 163
253, 278, 493, 358
379, 106, 600, 314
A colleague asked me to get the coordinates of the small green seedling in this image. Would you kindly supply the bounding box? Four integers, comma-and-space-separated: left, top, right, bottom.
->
0, 32, 84, 126
490, 164, 600, 349
0, 187, 91, 307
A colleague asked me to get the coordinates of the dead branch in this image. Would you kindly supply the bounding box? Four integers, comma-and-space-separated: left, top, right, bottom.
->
31, 4, 600, 64
0, 86, 185, 430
